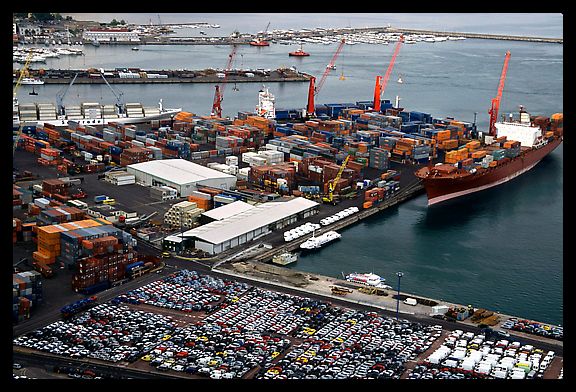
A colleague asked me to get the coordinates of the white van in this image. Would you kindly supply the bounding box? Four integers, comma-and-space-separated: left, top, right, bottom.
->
404, 298, 417, 306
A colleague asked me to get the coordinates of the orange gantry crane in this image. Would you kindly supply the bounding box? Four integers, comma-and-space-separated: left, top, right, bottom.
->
488, 50, 511, 136
211, 44, 238, 117
306, 38, 346, 116
373, 35, 404, 112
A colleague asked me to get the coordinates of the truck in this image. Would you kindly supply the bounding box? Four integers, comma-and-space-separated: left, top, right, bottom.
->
33, 261, 54, 278
94, 195, 108, 203
60, 296, 98, 318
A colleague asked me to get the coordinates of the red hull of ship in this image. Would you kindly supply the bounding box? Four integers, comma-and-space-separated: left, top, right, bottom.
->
416, 137, 562, 205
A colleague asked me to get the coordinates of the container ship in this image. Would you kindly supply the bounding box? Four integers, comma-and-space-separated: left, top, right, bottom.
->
415, 107, 563, 205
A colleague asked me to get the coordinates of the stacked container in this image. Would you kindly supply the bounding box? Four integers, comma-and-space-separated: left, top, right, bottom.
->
163, 201, 204, 229
12, 271, 43, 324
369, 147, 389, 170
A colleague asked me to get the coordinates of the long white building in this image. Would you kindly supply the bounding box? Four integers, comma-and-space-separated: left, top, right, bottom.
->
82, 28, 140, 43
183, 197, 319, 255
126, 159, 237, 197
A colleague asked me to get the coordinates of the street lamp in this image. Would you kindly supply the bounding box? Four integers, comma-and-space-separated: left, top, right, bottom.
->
396, 272, 404, 320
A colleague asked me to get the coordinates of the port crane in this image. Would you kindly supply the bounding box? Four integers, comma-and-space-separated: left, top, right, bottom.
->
373, 35, 404, 112
322, 154, 350, 205
13, 49, 34, 155
306, 38, 346, 116
211, 44, 238, 117
488, 50, 511, 136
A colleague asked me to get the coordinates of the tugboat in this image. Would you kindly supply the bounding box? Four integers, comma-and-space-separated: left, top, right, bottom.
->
272, 252, 298, 266
289, 44, 310, 57
250, 38, 269, 47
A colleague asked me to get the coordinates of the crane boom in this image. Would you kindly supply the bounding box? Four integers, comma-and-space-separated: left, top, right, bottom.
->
316, 39, 346, 95
488, 50, 511, 136
374, 35, 403, 112
322, 154, 350, 204
211, 44, 238, 117
13, 50, 34, 155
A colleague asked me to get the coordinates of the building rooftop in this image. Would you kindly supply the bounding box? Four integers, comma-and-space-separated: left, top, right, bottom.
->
127, 159, 236, 186
183, 197, 318, 245
201, 200, 255, 221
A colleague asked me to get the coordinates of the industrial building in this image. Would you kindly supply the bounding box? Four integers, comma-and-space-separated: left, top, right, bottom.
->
200, 200, 255, 224
126, 159, 237, 197
181, 197, 319, 255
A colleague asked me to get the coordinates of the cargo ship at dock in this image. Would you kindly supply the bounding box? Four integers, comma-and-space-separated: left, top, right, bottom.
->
415, 108, 563, 206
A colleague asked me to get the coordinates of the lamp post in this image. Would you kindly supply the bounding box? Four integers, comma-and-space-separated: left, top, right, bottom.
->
396, 272, 404, 320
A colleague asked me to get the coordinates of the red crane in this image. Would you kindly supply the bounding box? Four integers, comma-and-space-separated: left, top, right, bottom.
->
373, 35, 404, 112
488, 50, 511, 136
211, 44, 238, 117
306, 39, 346, 116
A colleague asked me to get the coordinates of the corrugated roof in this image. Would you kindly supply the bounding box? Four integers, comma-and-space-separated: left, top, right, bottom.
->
201, 200, 255, 221
127, 159, 236, 185
183, 197, 318, 245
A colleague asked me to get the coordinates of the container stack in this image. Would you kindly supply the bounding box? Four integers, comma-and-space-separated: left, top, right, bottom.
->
187, 191, 213, 211
119, 147, 153, 166
163, 200, 204, 229
213, 194, 236, 208
150, 185, 178, 201
60, 224, 133, 269
104, 170, 136, 185
368, 147, 390, 170
248, 163, 296, 191
33, 218, 112, 265
41, 179, 67, 198
503, 140, 521, 158
12, 271, 43, 324
37, 206, 85, 226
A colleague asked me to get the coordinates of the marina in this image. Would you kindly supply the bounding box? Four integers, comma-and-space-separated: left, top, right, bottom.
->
12, 13, 563, 381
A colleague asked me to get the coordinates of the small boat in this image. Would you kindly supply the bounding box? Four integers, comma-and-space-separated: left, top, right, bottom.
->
131, 47, 139, 51
326, 64, 336, 70
250, 38, 269, 46
18, 77, 44, 85
289, 45, 310, 57
397, 75, 403, 84
272, 252, 298, 266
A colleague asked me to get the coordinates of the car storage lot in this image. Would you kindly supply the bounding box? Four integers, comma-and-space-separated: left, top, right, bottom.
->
13, 269, 563, 380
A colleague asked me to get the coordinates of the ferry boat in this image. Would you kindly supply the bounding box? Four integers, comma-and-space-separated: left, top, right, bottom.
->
300, 231, 341, 250
272, 252, 298, 266
17, 77, 44, 85
345, 272, 392, 289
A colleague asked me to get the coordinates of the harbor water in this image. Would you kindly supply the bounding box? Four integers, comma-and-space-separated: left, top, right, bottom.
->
15, 14, 563, 325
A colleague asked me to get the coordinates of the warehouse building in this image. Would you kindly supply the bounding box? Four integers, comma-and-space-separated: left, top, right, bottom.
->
126, 159, 237, 197
200, 200, 255, 224
182, 197, 319, 255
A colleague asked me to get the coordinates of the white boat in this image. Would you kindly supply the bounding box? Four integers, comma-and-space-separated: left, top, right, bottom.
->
326, 64, 336, 70
300, 230, 341, 250
345, 272, 392, 289
397, 75, 403, 84
17, 77, 44, 85
272, 252, 298, 266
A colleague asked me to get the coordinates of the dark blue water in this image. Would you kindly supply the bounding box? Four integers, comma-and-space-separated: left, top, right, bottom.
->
16, 14, 563, 325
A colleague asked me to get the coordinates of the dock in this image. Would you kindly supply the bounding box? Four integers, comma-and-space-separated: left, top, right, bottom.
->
24, 68, 311, 85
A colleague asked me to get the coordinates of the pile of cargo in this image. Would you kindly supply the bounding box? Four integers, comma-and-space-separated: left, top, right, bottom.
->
104, 170, 136, 186
13, 185, 23, 207
187, 190, 213, 211
444, 305, 474, 321
163, 200, 205, 229
362, 175, 400, 209
119, 147, 154, 166
13, 271, 43, 324
37, 206, 85, 226
33, 218, 114, 265
248, 163, 296, 192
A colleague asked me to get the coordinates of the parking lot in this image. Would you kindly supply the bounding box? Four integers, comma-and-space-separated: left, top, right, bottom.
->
12, 269, 564, 379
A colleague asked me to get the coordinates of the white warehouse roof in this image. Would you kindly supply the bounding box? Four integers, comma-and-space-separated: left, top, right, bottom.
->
201, 200, 255, 221
184, 197, 318, 245
127, 159, 236, 185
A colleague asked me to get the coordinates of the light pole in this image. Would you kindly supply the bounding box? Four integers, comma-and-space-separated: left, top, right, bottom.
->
396, 272, 404, 320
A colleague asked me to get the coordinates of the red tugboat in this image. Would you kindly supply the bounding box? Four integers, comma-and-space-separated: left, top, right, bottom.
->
289, 44, 310, 57
249, 38, 269, 47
